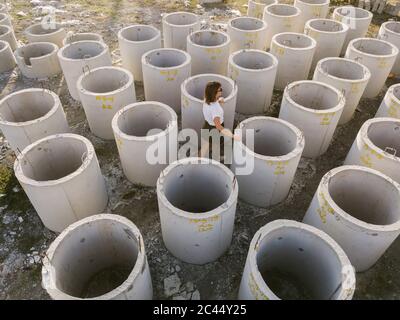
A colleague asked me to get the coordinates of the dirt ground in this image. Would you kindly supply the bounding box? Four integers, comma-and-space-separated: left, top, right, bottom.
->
0, 0, 399, 300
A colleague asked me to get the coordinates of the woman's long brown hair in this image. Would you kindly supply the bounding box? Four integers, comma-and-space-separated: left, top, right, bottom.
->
204, 81, 222, 105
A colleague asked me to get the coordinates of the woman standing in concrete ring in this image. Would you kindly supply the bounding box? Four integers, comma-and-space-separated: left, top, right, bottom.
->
200, 81, 239, 160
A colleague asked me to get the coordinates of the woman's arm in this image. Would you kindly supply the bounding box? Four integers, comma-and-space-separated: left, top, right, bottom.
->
213, 117, 240, 141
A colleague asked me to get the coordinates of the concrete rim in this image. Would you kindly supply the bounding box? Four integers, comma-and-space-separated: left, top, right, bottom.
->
248, 219, 355, 300
15, 41, 59, 62
141, 48, 191, 71
157, 157, 238, 220
187, 30, 231, 49
58, 40, 109, 62
14, 133, 96, 187
319, 165, 400, 232
305, 18, 349, 35
348, 37, 399, 59
387, 83, 400, 106
162, 11, 199, 28
0, 24, 12, 36
25, 22, 65, 36
381, 21, 400, 36
63, 32, 103, 46
235, 116, 305, 162
118, 25, 161, 44
295, 0, 329, 6
333, 6, 373, 21
229, 49, 278, 73
264, 4, 301, 18
228, 16, 267, 33
42, 214, 147, 300
0, 88, 61, 127
272, 32, 317, 51
112, 101, 178, 143
249, 0, 277, 5
284, 80, 345, 115
0, 39, 10, 53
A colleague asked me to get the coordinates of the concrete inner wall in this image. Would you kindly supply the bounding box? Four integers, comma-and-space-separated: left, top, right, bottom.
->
274, 33, 313, 48
145, 50, 187, 68
0, 91, 54, 122
64, 33, 102, 45
321, 59, 365, 80
230, 17, 264, 31
117, 104, 171, 137
385, 22, 400, 33
27, 23, 63, 35
241, 119, 298, 157
49, 219, 139, 298
80, 68, 130, 93
298, 0, 327, 3
367, 121, 400, 157
19, 43, 55, 66
309, 19, 345, 32
255, 227, 343, 299
287, 82, 339, 110
189, 31, 228, 46
62, 42, 105, 60
162, 163, 233, 213
232, 50, 274, 69
353, 39, 395, 55
328, 169, 400, 225
336, 7, 371, 19
120, 26, 158, 42
165, 12, 197, 25
267, 4, 298, 16
20, 137, 87, 181
0, 25, 9, 36
185, 75, 233, 100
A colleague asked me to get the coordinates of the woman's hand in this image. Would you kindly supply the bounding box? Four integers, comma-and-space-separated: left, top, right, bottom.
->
218, 97, 225, 104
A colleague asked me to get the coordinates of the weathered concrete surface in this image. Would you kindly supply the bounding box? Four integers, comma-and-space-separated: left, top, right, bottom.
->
1, 0, 400, 300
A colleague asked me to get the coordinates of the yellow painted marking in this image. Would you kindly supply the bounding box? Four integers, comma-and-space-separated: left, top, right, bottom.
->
275, 46, 285, 56
360, 143, 384, 167
312, 7, 321, 16
378, 58, 388, 69
230, 67, 239, 81
388, 99, 400, 118
320, 113, 333, 125
182, 96, 189, 108
116, 136, 123, 148
96, 96, 114, 110
160, 70, 178, 82
190, 215, 220, 232
351, 83, 359, 94
205, 48, 222, 54
249, 272, 269, 300
317, 191, 334, 223
266, 160, 288, 175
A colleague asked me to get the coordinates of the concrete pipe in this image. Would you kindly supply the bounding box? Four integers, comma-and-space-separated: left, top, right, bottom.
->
187, 30, 231, 75
15, 42, 61, 79
313, 57, 371, 124
0, 89, 69, 152
42, 214, 153, 300
238, 219, 355, 300
228, 50, 278, 115
157, 157, 238, 265
263, 4, 302, 50
14, 133, 108, 233
142, 48, 191, 113
0, 40, 16, 73
63, 32, 104, 46
294, 0, 330, 30
112, 101, 178, 187
231, 117, 304, 207
0, 25, 17, 51
376, 84, 400, 119
378, 21, 400, 76
118, 25, 161, 82
303, 165, 400, 271
181, 74, 238, 135
25, 23, 67, 48
227, 17, 268, 53
0, 13, 11, 27
332, 6, 373, 56
345, 38, 399, 99
0, 3, 7, 14
279, 80, 345, 158
270, 32, 316, 90
304, 19, 349, 71
344, 118, 400, 184
58, 41, 112, 101
77, 66, 136, 140
162, 12, 200, 51
247, 0, 278, 19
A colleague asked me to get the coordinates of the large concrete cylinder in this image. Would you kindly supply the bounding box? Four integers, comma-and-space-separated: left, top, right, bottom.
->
247, 0, 277, 19
263, 4, 302, 50
227, 17, 268, 53
187, 30, 231, 75
332, 6, 373, 55
344, 118, 400, 184
0, 25, 17, 51
231, 117, 304, 207
162, 12, 200, 51
378, 21, 400, 76
112, 102, 178, 187
0, 13, 11, 27
25, 23, 67, 48
345, 38, 399, 99
313, 57, 371, 124
77, 66, 136, 140
157, 157, 238, 265
42, 214, 153, 300
279, 80, 345, 158
14, 133, 108, 233
58, 41, 112, 101
294, 0, 330, 30
304, 19, 349, 71
375, 83, 400, 119
118, 25, 161, 82
0, 3, 7, 13
270, 32, 316, 90
63, 32, 104, 46
228, 50, 278, 115
0, 39, 16, 72
181, 74, 238, 135
239, 219, 355, 300
142, 48, 191, 113
15, 42, 61, 79
0, 89, 69, 152
303, 165, 400, 272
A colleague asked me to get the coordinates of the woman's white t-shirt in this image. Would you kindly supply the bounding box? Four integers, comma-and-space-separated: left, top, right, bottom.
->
203, 101, 224, 126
